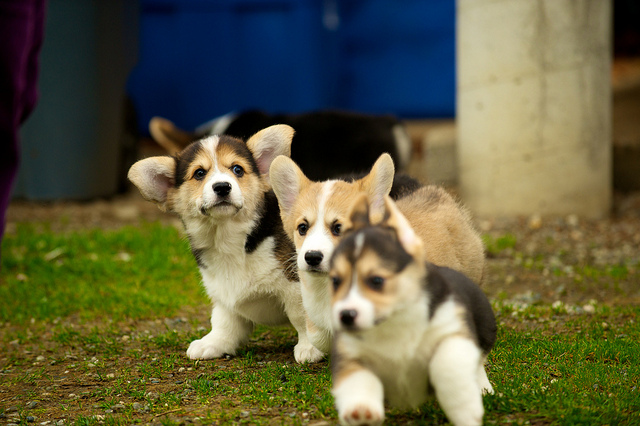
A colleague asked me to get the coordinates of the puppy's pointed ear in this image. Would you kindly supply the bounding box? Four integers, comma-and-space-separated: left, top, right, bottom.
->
358, 153, 395, 223
128, 156, 176, 212
270, 155, 310, 216
345, 193, 371, 234
381, 196, 424, 258
149, 117, 194, 155
246, 124, 295, 177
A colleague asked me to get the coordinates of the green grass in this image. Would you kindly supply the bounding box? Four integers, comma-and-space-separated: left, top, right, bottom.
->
1, 222, 203, 323
486, 304, 640, 425
483, 233, 518, 257
2, 222, 640, 425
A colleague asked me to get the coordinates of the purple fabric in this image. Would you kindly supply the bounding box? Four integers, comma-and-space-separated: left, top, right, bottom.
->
0, 0, 46, 243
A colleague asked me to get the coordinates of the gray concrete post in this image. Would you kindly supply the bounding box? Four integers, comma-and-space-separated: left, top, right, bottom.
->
456, 0, 612, 218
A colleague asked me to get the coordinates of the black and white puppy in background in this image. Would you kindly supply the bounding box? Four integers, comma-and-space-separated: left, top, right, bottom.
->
128, 125, 324, 364
149, 109, 412, 180
329, 195, 497, 426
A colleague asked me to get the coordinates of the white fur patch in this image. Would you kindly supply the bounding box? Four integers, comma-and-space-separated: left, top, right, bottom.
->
332, 279, 376, 331
333, 369, 385, 426
353, 232, 365, 258
423, 299, 468, 348
201, 135, 219, 152
197, 111, 238, 135
478, 363, 494, 395
392, 124, 412, 170
428, 336, 484, 425
299, 272, 333, 353
298, 181, 336, 273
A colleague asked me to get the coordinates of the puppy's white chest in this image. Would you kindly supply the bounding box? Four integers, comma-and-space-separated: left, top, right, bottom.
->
376, 354, 430, 408
199, 236, 292, 325
351, 299, 470, 408
366, 327, 432, 408
341, 302, 434, 408
301, 273, 333, 330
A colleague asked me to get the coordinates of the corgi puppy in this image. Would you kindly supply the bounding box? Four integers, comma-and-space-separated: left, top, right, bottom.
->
329, 195, 497, 426
269, 153, 484, 354
148, 109, 412, 180
127, 125, 323, 363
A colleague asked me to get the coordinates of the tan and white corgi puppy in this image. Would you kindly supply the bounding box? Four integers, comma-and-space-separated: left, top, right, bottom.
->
269, 153, 484, 354
128, 125, 323, 363
329, 195, 496, 426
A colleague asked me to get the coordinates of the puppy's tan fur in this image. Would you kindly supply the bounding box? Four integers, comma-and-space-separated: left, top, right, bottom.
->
270, 154, 484, 355
394, 186, 484, 283
148, 116, 194, 154
275, 155, 394, 253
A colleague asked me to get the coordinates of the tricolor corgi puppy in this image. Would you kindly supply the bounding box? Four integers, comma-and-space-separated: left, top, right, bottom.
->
269, 153, 484, 354
329, 195, 496, 426
149, 109, 412, 180
127, 125, 323, 363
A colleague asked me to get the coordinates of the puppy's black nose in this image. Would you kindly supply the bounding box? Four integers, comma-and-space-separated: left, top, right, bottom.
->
340, 309, 358, 327
213, 182, 232, 197
304, 250, 323, 267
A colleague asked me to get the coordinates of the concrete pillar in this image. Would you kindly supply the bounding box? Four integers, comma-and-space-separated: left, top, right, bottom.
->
456, 0, 612, 218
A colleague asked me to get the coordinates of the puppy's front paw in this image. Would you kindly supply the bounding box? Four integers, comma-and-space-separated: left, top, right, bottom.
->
186, 337, 235, 360
294, 341, 325, 363
481, 381, 494, 395
307, 328, 332, 354
339, 402, 384, 426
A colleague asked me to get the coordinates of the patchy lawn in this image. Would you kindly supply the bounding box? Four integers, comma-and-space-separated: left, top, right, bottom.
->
2, 194, 639, 425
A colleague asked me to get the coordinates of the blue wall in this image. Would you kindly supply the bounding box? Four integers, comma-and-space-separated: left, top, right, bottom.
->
127, 0, 455, 134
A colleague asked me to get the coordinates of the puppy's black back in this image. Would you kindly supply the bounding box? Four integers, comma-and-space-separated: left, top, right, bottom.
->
224, 109, 407, 181
425, 263, 497, 355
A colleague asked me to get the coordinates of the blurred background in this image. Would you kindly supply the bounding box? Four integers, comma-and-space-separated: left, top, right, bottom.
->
10, 0, 640, 218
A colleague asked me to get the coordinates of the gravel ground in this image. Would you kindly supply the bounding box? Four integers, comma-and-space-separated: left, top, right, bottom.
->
478, 192, 640, 306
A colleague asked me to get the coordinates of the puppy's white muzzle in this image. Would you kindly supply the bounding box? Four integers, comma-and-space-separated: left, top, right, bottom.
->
332, 284, 376, 332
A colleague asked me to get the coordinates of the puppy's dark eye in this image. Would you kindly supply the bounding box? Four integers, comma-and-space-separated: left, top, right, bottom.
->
331, 221, 342, 236
231, 165, 245, 177
297, 222, 308, 236
193, 168, 207, 181
331, 276, 341, 291
367, 276, 385, 292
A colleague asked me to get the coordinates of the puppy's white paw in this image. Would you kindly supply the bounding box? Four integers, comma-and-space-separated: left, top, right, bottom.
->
186, 337, 235, 360
481, 381, 494, 395
294, 341, 325, 363
447, 407, 483, 426
339, 402, 384, 426
479, 364, 494, 395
